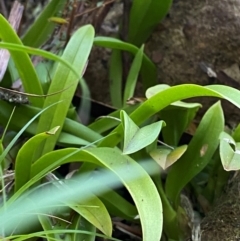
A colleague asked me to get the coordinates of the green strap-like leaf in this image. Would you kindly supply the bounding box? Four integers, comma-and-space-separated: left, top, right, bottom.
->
71, 194, 112, 237
14, 127, 60, 193
99, 84, 240, 147
22, 0, 67, 47
36, 25, 94, 155
128, 0, 172, 46
28, 147, 162, 241
0, 101, 61, 166
123, 45, 144, 106
165, 102, 224, 206
146, 84, 201, 145
0, 15, 43, 107
94, 36, 157, 89
0, 42, 80, 77
0, 100, 102, 145
109, 49, 123, 108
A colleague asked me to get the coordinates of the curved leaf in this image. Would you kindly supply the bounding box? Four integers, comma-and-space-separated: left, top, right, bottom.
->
0, 42, 80, 79
0, 100, 102, 145
109, 49, 123, 108
146, 85, 201, 145
0, 15, 43, 107
36, 25, 94, 155
165, 102, 224, 206
128, 0, 172, 46
99, 84, 240, 148
0, 101, 61, 166
71, 194, 112, 236
219, 132, 240, 171
150, 145, 188, 170
123, 45, 144, 106
120, 110, 165, 154
94, 36, 157, 89
28, 147, 162, 241
14, 127, 60, 193
22, 0, 67, 47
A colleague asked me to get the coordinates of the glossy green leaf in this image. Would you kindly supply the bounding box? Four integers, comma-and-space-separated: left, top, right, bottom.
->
14, 127, 60, 193
36, 25, 94, 155
150, 171, 178, 239
0, 14, 43, 107
26, 147, 162, 241
99, 84, 240, 148
146, 84, 202, 107
146, 84, 201, 145
0, 101, 61, 167
94, 36, 157, 89
0, 42, 80, 79
0, 100, 102, 146
1, 147, 157, 238
109, 49, 123, 108
150, 145, 187, 170
57, 132, 90, 146
22, 0, 67, 47
146, 84, 202, 108
120, 110, 165, 154
71, 194, 112, 236
40, 173, 102, 238
145, 84, 169, 98
63, 118, 102, 143
165, 102, 224, 206
219, 132, 240, 171
128, 0, 172, 46
123, 45, 144, 106
88, 105, 138, 134
78, 77, 91, 124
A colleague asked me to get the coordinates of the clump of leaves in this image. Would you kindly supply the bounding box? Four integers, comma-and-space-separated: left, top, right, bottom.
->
0, 1, 240, 241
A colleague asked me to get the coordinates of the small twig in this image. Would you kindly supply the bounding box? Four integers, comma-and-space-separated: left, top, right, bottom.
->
65, 0, 77, 46
0, 84, 74, 104
92, 0, 114, 33
157, 140, 174, 150
73, 0, 116, 19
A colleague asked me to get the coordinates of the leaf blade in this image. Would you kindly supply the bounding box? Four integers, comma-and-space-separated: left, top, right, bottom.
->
0, 14, 43, 107
36, 25, 94, 154
165, 102, 224, 206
